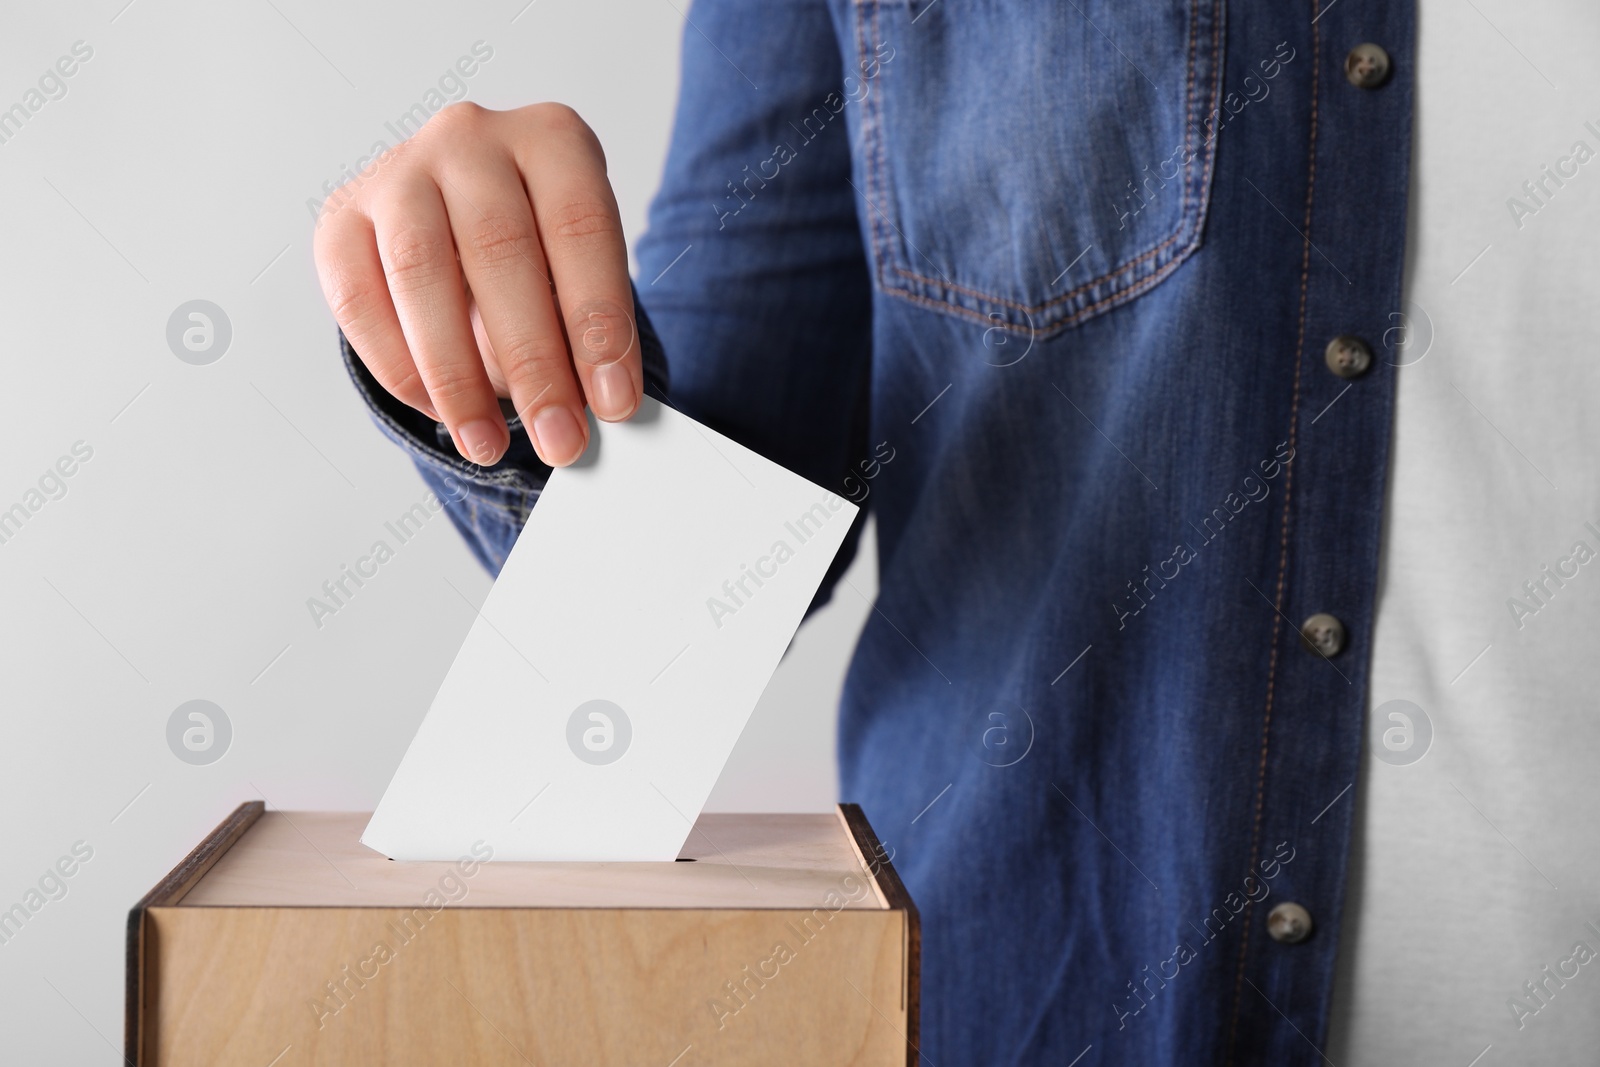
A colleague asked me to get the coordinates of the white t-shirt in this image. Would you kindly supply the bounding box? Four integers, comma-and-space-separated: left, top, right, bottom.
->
1329, 3, 1600, 1061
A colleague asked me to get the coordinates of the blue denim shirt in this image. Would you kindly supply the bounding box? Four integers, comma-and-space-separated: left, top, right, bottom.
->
344, 1, 1414, 1062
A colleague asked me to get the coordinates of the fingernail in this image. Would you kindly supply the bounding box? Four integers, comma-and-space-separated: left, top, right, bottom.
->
590, 363, 637, 421
457, 419, 505, 465
532, 406, 586, 466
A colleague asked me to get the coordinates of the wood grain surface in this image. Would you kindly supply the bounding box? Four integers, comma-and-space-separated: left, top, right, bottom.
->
147, 905, 909, 1066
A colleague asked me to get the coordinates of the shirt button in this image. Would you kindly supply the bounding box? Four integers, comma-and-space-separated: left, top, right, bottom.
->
1324, 335, 1372, 379
1299, 613, 1346, 657
1267, 902, 1314, 944
1345, 43, 1391, 89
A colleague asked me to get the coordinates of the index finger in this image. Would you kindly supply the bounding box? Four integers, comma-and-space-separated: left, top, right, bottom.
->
513, 107, 641, 422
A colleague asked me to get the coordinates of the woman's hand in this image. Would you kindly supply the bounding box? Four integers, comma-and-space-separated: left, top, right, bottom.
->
313, 102, 640, 468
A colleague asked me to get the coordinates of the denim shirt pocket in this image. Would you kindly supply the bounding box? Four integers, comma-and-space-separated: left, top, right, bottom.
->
852, 0, 1226, 338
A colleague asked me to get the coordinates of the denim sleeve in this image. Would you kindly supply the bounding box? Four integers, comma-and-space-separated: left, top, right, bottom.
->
339, 282, 671, 576
633, 0, 875, 613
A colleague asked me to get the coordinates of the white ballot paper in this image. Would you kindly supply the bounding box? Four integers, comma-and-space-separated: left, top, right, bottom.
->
363, 397, 859, 861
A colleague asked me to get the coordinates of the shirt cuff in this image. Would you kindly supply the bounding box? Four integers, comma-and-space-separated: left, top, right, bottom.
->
340, 282, 672, 573
341, 282, 671, 486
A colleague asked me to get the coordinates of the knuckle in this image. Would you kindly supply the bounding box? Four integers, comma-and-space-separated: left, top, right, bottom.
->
382, 227, 457, 289
419, 363, 487, 410
312, 193, 365, 245
322, 272, 386, 334
544, 199, 619, 244
325, 283, 372, 330
462, 214, 539, 272
498, 333, 569, 377
316, 181, 366, 226
315, 143, 417, 225
532, 101, 591, 138
530, 102, 606, 167
383, 365, 431, 409
427, 100, 488, 136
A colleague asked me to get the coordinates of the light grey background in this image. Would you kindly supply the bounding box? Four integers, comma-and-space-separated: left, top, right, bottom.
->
0, 2, 873, 1059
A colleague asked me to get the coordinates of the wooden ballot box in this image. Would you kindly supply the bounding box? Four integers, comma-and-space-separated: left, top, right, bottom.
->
125, 802, 918, 1066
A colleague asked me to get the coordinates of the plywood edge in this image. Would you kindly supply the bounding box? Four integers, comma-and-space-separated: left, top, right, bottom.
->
125, 800, 264, 1065
836, 803, 921, 1067
836, 805, 908, 912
